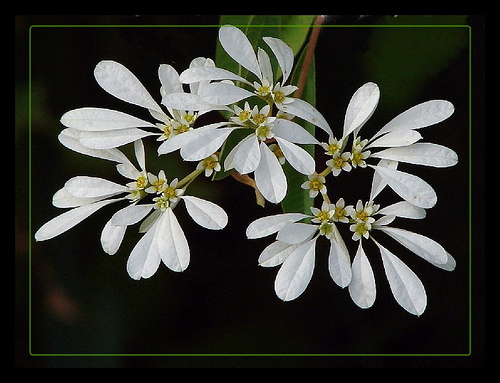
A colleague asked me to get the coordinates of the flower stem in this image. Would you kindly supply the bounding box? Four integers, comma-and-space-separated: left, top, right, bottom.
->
177, 168, 204, 189
294, 15, 326, 100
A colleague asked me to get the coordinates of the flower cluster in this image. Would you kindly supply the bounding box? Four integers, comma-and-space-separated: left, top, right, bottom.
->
35, 24, 458, 315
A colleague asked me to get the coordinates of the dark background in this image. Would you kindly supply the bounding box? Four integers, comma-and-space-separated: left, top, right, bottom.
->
15, 15, 485, 367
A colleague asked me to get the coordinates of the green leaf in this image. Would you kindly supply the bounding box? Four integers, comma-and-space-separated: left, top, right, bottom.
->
361, 15, 469, 112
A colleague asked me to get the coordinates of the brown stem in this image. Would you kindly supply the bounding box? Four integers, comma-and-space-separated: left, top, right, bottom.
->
294, 15, 326, 100
231, 171, 266, 207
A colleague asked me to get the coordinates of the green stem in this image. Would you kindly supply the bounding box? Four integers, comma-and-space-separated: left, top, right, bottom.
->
177, 168, 204, 189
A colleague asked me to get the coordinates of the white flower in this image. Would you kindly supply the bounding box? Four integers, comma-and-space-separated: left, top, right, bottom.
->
58, 59, 226, 152
345, 199, 455, 315
323, 82, 458, 208
35, 139, 229, 280
245, 204, 353, 301
196, 154, 222, 177
301, 174, 327, 198
167, 25, 333, 137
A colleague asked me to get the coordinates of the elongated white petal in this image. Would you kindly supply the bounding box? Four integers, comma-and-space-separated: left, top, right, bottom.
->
377, 201, 426, 219
60, 108, 156, 131
35, 198, 120, 241
158, 64, 183, 95
275, 137, 315, 175
272, 119, 319, 145
246, 213, 310, 239
230, 134, 261, 174
181, 127, 237, 161
263, 36, 294, 83
219, 25, 261, 79
77, 128, 157, 150
348, 241, 376, 309
376, 241, 427, 316
52, 187, 108, 208
179, 65, 251, 85
374, 100, 454, 139
198, 82, 254, 105
371, 143, 458, 168
100, 218, 127, 255
258, 241, 301, 267
279, 98, 333, 136
366, 129, 422, 149
157, 122, 228, 155
257, 47, 273, 84
126, 216, 162, 279
161, 92, 227, 112
370, 165, 437, 208
328, 238, 352, 288
159, 208, 190, 272
369, 159, 398, 201
277, 222, 318, 245
274, 237, 317, 301
342, 82, 380, 139
254, 143, 287, 203
111, 204, 154, 226
94, 60, 164, 115
434, 251, 456, 271
58, 128, 132, 164
376, 226, 448, 265
182, 196, 228, 230
64, 176, 127, 199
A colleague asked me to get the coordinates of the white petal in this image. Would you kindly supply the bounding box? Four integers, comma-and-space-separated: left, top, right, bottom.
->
58, 128, 132, 164
198, 82, 254, 105
100, 218, 127, 255
257, 47, 273, 84
258, 241, 301, 267
279, 98, 333, 137
218, 25, 261, 79
371, 143, 459, 168
64, 176, 127, 199
159, 208, 190, 272
370, 165, 437, 208
158, 64, 183, 95
274, 237, 317, 301
254, 143, 287, 203
52, 187, 107, 208
277, 222, 318, 245
111, 204, 154, 226
263, 36, 294, 83
377, 226, 448, 265
94, 60, 164, 115
272, 119, 319, 145
179, 65, 251, 85
369, 159, 398, 201
181, 127, 237, 161
366, 129, 422, 149
134, 139, 146, 171
157, 122, 228, 155
377, 201, 426, 219
275, 137, 315, 175
328, 238, 352, 288
246, 213, 310, 239
34, 198, 120, 241
182, 196, 228, 230
373, 100, 455, 139
77, 129, 157, 150
342, 82, 380, 139
161, 92, 227, 112
348, 241, 376, 309
230, 134, 261, 174
376, 241, 427, 316
126, 216, 162, 280
60, 108, 156, 131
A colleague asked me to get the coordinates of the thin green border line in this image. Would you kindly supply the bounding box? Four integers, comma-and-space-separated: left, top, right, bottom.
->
28, 23, 472, 358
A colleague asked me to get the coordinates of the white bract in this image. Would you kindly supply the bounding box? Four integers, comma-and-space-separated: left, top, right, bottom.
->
35, 139, 228, 280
